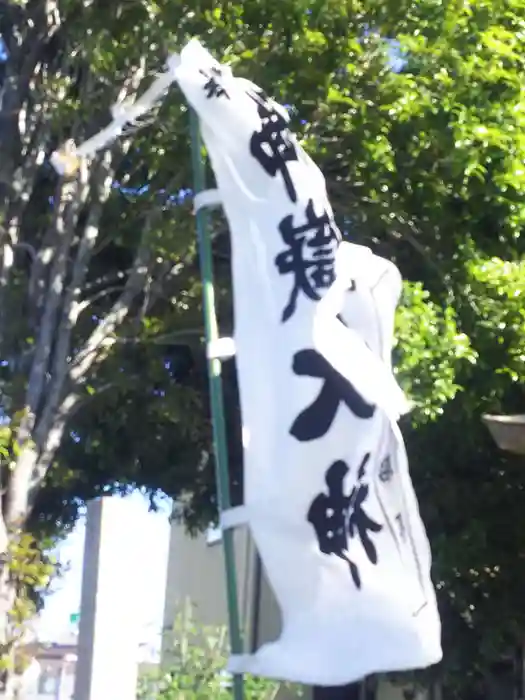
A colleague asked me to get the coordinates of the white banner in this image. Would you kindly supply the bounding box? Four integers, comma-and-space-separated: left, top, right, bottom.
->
175, 39, 442, 686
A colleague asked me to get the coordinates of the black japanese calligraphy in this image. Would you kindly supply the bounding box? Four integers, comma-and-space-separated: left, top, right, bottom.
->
199, 67, 229, 100
249, 91, 298, 202
290, 349, 376, 442
307, 454, 383, 589
275, 200, 342, 322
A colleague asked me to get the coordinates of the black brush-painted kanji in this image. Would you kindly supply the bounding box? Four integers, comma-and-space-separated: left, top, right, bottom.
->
199, 66, 229, 99
290, 349, 376, 441
275, 199, 341, 321
249, 91, 298, 202
307, 454, 383, 588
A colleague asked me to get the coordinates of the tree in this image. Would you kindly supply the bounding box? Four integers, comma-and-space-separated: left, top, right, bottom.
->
306, 1, 525, 692
0, 0, 524, 695
0, 0, 400, 676
139, 600, 303, 700
0, 0, 214, 677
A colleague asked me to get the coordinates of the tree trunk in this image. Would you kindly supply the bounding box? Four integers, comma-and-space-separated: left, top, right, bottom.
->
0, 0, 181, 670
0, 560, 19, 700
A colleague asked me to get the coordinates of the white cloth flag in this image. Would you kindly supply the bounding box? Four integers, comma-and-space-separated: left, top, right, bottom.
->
175, 40, 442, 686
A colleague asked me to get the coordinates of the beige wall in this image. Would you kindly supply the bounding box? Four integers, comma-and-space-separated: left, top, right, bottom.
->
162, 521, 428, 700
162, 522, 290, 656
162, 524, 254, 635
162, 522, 299, 698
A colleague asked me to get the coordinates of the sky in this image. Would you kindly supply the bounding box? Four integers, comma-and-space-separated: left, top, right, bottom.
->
36, 491, 172, 660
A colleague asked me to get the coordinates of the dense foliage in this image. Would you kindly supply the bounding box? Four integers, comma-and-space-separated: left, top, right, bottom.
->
138, 602, 302, 700
0, 0, 523, 694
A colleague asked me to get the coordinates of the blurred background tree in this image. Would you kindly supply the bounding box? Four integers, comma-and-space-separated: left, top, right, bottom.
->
0, 0, 523, 694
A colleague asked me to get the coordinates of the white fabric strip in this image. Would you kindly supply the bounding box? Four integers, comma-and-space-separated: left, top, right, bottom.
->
227, 654, 253, 674
220, 506, 248, 531
194, 188, 223, 212
207, 337, 236, 360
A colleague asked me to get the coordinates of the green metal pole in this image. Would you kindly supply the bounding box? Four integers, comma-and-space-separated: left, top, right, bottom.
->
189, 109, 244, 700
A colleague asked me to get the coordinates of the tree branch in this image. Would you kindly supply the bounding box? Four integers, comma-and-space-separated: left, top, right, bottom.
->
27, 186, 64, 323
75, 285, 126, 316
0, 237, 15, 349
69, 240, 151, 383
69, 175, 178, 382
34, 152, 114, 448
31, 379, 116, 495
6, 58, 151, 520
12, 242, 36, 262
114, 328, 204, 346
0, 2, 62, 187
31, 392, 81, 495
81, 269, 133, 296
20, 166, 89, 442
